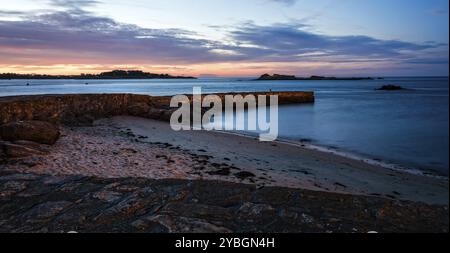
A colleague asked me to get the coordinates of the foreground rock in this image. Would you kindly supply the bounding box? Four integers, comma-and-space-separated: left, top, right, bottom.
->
0, 121, 60, 145
0, 171, 447, 233
0, 141, 46, 158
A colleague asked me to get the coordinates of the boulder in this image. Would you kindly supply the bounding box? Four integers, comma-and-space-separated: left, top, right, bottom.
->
12, 140, 51, 153
0, 121, 60, 145
0, 141, 46, 158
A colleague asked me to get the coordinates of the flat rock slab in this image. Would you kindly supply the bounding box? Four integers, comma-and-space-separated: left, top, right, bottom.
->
0, 171, 447, 233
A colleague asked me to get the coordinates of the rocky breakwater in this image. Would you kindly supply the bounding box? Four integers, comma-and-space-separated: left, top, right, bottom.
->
0, 92, 315, 126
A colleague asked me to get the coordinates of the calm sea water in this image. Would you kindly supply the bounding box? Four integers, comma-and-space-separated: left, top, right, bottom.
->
0, 77, 448, 175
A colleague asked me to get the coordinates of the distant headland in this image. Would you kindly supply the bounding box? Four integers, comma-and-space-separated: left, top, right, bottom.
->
0, 70, 197, 80
255, 73, 376, 81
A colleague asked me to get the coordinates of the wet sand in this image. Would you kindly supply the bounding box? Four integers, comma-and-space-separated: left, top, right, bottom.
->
115, 116, 448, 205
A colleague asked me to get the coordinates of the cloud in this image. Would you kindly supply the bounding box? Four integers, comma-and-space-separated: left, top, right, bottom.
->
0, 8, 239, 65
0, 10, 27, 16
0, 6, 447, 73
49, 0, 101, 9
269, 0, 297, 6
429, 8, 448, 16
228, 22, 447, 64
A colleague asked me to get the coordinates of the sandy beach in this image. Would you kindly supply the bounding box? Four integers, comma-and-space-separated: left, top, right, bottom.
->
3, 115, 447, 205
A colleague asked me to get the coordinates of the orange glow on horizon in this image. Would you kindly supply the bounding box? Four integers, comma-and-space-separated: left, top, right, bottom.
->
0, 61, 388, 77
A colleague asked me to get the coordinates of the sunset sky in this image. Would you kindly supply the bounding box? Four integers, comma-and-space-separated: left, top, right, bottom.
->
0, 0, 448, 77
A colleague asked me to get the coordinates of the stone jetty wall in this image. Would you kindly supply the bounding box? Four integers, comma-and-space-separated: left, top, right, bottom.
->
0, 92, 314, 125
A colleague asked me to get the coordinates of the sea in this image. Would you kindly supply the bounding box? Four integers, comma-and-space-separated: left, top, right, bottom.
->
0, 77, 448, 176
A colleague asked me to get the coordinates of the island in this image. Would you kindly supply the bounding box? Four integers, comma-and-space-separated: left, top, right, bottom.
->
0, 70, 197, 80
255, 73, 374, 81
376, 85, 407, 91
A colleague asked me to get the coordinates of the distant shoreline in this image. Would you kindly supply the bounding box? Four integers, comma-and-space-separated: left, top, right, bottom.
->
0, 69, 197, 80
254, 73, 378, 81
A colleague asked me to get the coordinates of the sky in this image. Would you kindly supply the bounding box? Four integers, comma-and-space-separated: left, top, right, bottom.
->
0, 0, 448, 77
